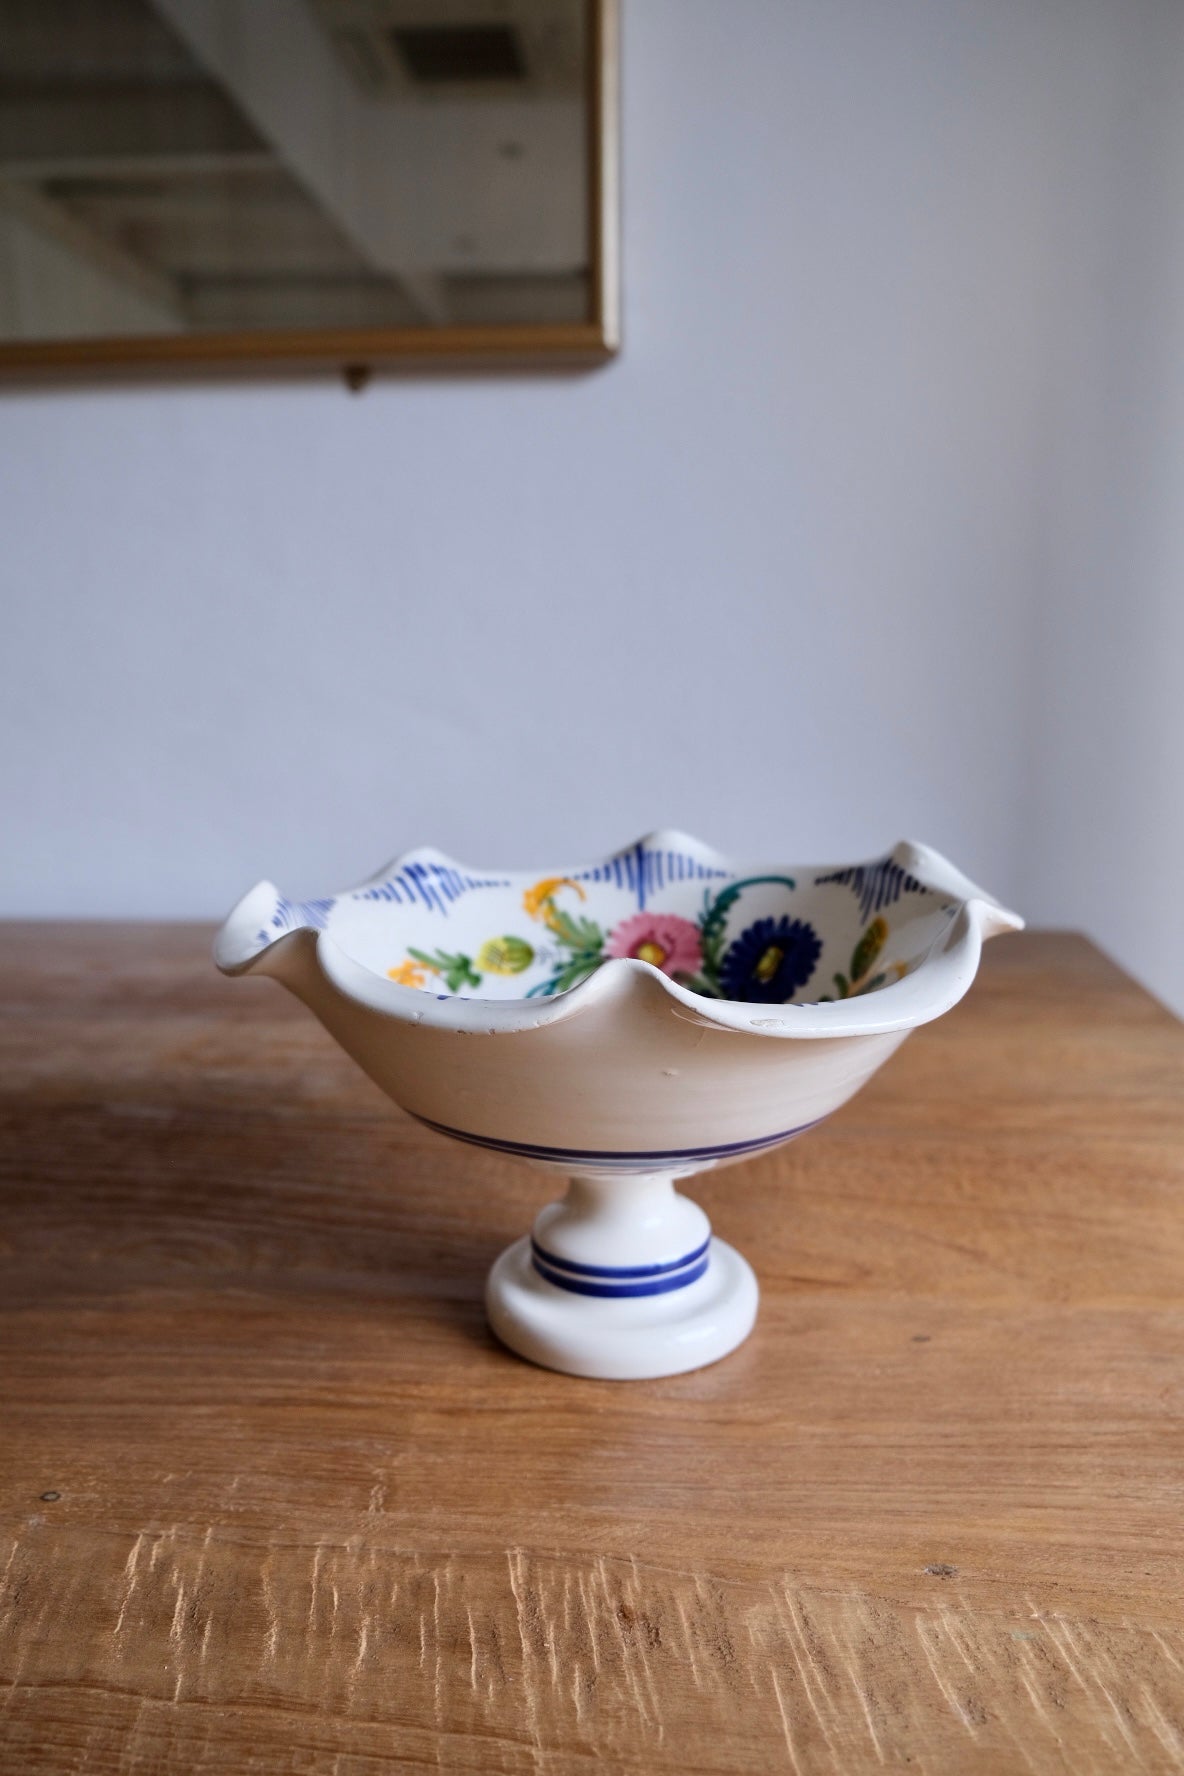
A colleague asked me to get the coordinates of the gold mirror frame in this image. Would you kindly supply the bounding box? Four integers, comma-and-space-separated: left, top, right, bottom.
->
0, 0, 618, 379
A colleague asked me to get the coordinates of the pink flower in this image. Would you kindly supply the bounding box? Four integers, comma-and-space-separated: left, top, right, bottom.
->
606, 911, 703, 977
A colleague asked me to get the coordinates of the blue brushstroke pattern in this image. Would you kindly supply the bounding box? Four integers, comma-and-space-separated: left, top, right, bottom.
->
270, 895, 335, 934
352, 863, 511, 915
815, 856, 928, 924
574, 844, 730, 910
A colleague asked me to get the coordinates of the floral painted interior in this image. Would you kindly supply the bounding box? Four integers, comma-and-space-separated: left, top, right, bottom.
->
271, 840, 958, 1008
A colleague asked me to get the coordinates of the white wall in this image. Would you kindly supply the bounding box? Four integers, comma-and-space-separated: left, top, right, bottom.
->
1023, 0, 1184, 1017
2, 0, 1181, 1017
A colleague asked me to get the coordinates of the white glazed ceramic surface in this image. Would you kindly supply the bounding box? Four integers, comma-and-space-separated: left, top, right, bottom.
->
216, 832, 1022, 1379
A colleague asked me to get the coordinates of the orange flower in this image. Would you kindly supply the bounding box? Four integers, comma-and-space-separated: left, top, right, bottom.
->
387, 958, 429, 988
522, 876, 585, 922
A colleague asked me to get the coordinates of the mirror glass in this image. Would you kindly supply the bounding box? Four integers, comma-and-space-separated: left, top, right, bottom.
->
0, 0, 607, 359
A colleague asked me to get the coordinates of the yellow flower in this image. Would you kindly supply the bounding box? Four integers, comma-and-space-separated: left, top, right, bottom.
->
477, 935, 535, 975
387, 958, 428, 988
522, 876, 585, 922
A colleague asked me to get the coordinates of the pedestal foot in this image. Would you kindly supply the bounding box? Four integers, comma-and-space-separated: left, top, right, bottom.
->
486, 1234, 759, 1380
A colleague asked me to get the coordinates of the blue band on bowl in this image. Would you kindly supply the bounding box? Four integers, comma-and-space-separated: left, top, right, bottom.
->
411, 1113, 818, 1167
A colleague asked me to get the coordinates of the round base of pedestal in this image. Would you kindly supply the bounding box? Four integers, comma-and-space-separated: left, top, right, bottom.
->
485, 1236, 759, 1380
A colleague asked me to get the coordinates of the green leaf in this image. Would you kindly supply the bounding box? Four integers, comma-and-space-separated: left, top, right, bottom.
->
547, 910, 580, 946
408, 946, 481, 993
850, 916, 888, 985
832, 972, 850, 998
551, 955, 604, 995
548, 909, 606, 954
444, 956, 481, 993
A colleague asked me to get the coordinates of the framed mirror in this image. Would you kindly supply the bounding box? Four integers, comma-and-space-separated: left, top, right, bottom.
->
0, 0, 618, 377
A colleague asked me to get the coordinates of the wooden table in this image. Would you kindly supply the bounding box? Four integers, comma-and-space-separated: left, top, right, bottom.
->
2, 927, 1183, 1774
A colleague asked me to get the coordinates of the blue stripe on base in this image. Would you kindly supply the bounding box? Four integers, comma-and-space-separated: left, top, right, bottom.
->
530, 1235, 710, 1280
532, 1250, 711, 1298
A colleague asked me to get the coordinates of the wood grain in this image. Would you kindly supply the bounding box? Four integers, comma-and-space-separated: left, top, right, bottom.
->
2, 927, 1183, 1772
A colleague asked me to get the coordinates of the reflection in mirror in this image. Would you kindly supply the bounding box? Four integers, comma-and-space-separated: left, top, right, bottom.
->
0, 0, 616, 368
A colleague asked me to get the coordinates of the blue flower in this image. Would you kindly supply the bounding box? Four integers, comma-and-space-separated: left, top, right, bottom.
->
719, 916, 821, 1002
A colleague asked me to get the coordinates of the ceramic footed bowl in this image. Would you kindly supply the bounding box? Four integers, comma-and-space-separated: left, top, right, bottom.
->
216, 831, 1022, 1379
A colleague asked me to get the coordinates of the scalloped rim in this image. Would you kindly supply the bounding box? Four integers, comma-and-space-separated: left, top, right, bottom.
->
215, 829, 1023, 1040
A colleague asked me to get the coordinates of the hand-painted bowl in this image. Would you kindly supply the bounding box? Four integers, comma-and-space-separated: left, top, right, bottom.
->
215, 831, 1021, 1379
